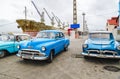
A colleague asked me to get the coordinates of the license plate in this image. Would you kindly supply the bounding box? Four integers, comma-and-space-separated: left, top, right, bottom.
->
22, 54, 32, 59
98, 54, 106, 58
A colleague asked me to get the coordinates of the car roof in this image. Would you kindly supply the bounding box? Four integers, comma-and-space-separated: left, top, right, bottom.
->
9, 33, 30, 36
89, 31, 112, 34
40, 30, 62, 33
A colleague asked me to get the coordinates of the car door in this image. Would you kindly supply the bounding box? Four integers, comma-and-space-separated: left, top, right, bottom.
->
11, 35, 20, 53
59, 32, 65, 50
5, 35, 17, 53
55, 32, 65, 54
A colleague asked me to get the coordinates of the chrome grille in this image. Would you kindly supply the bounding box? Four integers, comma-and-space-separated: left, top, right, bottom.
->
87, 50, 118, 56
20, 49, 44, 56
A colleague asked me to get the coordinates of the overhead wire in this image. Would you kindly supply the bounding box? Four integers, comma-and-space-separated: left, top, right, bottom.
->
0, 22, 16, 27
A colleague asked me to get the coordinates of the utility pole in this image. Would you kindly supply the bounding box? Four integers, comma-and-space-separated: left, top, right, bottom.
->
24, 6, 28, 32
82, 12, 85, 34
73, 0, 78, 38
25, 6, 27, 20
73, 0, 77, 24
118, 0, 120, 27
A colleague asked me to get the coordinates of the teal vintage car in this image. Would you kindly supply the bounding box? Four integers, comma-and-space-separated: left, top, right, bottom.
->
0, 33, 31, 57
17, 30, 70, 63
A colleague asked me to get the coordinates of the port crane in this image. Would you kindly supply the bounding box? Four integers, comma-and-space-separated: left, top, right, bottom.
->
55, 16, 66, 29
51, 12, 67, 29
43, 8, 55, 26
51, 12, 61, 28
31, 1, 44, 23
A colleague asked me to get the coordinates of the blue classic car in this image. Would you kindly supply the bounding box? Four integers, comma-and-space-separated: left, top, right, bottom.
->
17, 30, 70, 62
82, 31, 120, 59
0, 33, 31, 57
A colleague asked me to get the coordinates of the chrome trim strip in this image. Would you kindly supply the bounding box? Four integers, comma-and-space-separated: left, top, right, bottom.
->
16, 53, 48, 60
81, 52, 120, 59
87, 50, 118, 55
16, 49, 47, 60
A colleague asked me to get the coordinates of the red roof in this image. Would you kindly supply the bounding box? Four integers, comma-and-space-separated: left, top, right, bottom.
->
107, 17, 118, 26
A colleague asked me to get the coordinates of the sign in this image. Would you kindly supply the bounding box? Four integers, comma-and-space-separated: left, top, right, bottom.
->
70, 24, 80, 28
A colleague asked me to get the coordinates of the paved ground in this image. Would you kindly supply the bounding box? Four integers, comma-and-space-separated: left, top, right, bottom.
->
0, 36, 120, 79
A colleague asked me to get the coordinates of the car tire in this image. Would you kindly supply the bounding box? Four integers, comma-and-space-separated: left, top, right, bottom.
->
47, 51, 54, 63
84, 56, 90, 59
23, 59, 29, 61
0, 50, 6, 58
64, 45, 68, 51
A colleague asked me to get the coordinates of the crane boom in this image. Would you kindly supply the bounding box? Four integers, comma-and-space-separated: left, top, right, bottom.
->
43, 8, 55, 26
56, 16, 63, 25
31, 1, 44, 23
43, 8, 52, 20
51, 12, 58, 22
31, 1, 42, 17
52, 12, 61, 27
55, 16, 66, 29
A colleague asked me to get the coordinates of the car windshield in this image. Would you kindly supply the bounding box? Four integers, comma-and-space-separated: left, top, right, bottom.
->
0, 35, 14, 41
17, 35, 31, 41
36, 32, 55, 39
89, 33, 110, 40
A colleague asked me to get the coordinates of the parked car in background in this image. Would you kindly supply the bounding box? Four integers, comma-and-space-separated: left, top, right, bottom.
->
82, 31, 120, 59
0, 33, 31, 57
17, 30, 70, 63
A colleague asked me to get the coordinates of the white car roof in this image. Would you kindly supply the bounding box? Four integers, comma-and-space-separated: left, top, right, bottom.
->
10, 33, 30, 36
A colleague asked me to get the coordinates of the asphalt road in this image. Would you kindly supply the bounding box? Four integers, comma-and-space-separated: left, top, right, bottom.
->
0, 36, 120, 79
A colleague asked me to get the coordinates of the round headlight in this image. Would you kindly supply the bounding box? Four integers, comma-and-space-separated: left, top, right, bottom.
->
41, 46, 46, 51
117, 46, 120, 50
17, 45, 20, 49
83, 44, 88, 48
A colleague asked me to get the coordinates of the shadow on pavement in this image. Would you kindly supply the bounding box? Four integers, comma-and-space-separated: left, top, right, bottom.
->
83, 57, 120, 65
17, 59, 50, 66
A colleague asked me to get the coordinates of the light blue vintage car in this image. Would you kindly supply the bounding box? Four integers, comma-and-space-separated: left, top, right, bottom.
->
82, 31, 120, 59
17, 30, 70, 62
0, 33, 31, 57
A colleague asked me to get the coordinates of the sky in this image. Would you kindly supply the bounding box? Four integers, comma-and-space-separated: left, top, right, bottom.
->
0, 0, 119, 33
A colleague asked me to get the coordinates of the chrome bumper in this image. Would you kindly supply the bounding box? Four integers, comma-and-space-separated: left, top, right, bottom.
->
81, 52, 120, 59
16, 50, 48, 60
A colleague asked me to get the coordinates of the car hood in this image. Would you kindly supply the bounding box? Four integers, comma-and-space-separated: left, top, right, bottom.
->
26, 38, 54, 46
87, 39, 113, 45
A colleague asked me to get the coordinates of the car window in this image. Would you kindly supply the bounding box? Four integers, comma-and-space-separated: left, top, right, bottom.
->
36, 32, 55, 39
8, 35, 14, 41
90, 33, 110, 40
59, 32, 65, 38
55, 33, 60, 38
19, 35, 30, 41
0, 35, 13, 41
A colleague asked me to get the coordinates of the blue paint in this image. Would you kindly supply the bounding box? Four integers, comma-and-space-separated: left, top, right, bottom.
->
70, 24, 80, 28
